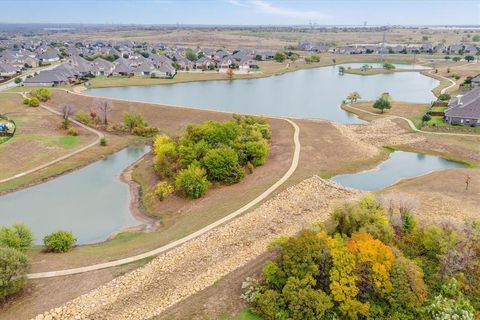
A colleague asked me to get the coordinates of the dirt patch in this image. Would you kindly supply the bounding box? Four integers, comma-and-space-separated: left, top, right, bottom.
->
381, 168, 480, 226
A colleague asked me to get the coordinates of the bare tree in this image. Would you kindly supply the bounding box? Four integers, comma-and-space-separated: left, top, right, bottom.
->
61, 105, 74, 129
95, 99, 112, 126
465, 175, 471, 191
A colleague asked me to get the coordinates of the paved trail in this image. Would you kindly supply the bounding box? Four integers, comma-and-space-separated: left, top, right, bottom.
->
0, 93, 103, 185
27, 117, 301, 279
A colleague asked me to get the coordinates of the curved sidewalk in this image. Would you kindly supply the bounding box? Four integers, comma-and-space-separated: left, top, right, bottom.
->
0, 94, 104, 184
27, 118, 301, 279
346, 104, 480, 138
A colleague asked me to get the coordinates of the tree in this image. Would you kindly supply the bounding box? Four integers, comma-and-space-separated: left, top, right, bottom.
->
202, 147, 245, 184
274, 52, 287, 63
43, 230, 76, 253
438, 93, 451, 101
373, 97, 391, 113
31, 88, 51, 102
123, 112, 147, 131
95, 99, 112, 125
0, 224, 34, 252
465, 55, 475, 62
185, 48, 197, 62
383, 63, 396, 70
175, 163, 210, 199
226, 68, 234, 79
0, 247, 29, 300
472, 34, 480, 42
61, 105, 73, 129
14, 77, 22, 84
346, 92, 361, 104
452, 56, 461, 62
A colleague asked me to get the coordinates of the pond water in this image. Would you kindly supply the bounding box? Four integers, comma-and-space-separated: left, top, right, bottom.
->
331, 151, 465, 191
86, 63, 438, 124
0, 145, 148, 245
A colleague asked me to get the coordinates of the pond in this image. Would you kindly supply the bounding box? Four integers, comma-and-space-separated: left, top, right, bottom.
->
0, 145, 148, 245
331, 150, 465, 191
86, 63, 438, 124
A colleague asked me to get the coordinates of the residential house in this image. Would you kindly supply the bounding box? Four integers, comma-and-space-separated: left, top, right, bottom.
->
471, 74, 480, 87
448, 44, 463, 55
445, 87, 480, 126
463, 44, 478, 55
433, 43, 446, 54
0, 63, 18, 78
91, 58, 114, 76
37, 50, 60, 65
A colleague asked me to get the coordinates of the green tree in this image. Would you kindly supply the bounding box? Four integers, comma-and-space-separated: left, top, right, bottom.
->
438, 93, 451, 101
202, 147, 245, 184
0, 224, 34, 252
185, 48, 197, 61
452, 56, 461, 62
465, 55, 475, 62
373, 97, 392, 114
31, 88, 52, 102
175, 163, 210, 199
383, 63, 396, 70
0, 247, 29, 300
274, 52, 287, 63
346, 92, 361, 104
123, 112, 147, 131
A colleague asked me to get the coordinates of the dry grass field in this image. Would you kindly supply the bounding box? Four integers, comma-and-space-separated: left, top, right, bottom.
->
44, 27, 480, 50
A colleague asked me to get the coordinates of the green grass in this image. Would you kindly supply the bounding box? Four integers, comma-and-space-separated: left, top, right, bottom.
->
58, 135, 79, 147
430, 106, 447, 112
426, 116, 446, 127
219, 310, 262, 320
343, 68, 394, 76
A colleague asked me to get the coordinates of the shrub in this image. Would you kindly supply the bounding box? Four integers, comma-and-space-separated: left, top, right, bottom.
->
247, 161, 254, 174
43, 230, 76, 253
383, 62, 396, 70
99, 137, 107, 146
67, 127, 77, 136
25, 97, 40, 107
202, 147, 245, 184
14, 77, 22, 84
274, 52, 287, 62
123, 112, 147, 131
154, 181, 174, 201
31, 88, 51, 102
438, 93, 451, 101
243, 140, 269, 166
75, 111, 91, 124
0, 224, 34, 252
0, 247, 29, 300
132, 126, 159, 137
175, 164, 210, 199
422, 114, 432, 122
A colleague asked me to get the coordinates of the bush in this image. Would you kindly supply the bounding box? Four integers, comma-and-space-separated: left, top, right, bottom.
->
274, 52, 287, 63
24, 97, 39, 107
14, 77, 22, 84
154, 181, 174, 201
75, 111, 91, 124
67, 127, 77, 136
43, 230, 76, 253
202, 147, 245, 184
0, 224, 34, 252
175, 164, 210, 199
438, 93, 451, 101
132, 126, 159, 137
0, 247, 29, 300
383, 62, 396, 70
30, 88, 51, 102
123, 112, 147, 131
99, 137, 107, 146
422, 114, 432, 123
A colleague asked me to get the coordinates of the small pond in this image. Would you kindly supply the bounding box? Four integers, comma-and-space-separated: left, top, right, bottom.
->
0, 145, 149, 245
331, 151, 465, 191
86, 63, 438, 124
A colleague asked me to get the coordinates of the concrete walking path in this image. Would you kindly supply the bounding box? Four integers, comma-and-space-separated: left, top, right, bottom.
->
0, 94, 104, 185
27, 118, 301, 279
346, 104, 480, 138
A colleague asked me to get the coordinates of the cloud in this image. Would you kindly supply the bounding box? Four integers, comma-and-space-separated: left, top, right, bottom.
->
226, 0, 329, 20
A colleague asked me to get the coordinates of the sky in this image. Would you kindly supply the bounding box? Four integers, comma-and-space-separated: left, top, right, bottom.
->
1, 0, 479, 26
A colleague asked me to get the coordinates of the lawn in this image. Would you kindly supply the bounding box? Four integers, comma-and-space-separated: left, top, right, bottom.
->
343, 67, 395, 75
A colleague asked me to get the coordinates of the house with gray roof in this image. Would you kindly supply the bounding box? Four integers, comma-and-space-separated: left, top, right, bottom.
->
445, 87, 480, 126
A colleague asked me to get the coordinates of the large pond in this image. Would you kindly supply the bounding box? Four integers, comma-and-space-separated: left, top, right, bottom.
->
86, 63, 438, 124
331, 150, 465, 191
0, 145, 148, 244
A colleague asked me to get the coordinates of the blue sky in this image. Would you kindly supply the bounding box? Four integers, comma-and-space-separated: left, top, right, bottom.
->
1, 0, 479, 26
